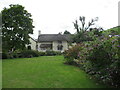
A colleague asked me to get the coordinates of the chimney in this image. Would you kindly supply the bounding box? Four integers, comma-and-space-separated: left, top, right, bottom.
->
38, 30, 41, 36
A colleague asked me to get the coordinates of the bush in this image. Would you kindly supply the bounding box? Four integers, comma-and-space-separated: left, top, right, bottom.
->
45, 50, 56, 56
63, 36, 120, 88
39, 52, 46, 56
86, 36, 120, 88
55, 51, 62, 55
45, 50, 62, 56
1, 52, 8, 59
64, 44, 82, 65
20, 50, 39, 58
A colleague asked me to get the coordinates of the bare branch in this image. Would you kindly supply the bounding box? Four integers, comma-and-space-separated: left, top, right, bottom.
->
73, 20, 79, 33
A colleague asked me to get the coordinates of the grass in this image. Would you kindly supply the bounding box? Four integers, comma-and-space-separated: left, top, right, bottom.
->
2, 56, 105, 88
0, 59, 2, 89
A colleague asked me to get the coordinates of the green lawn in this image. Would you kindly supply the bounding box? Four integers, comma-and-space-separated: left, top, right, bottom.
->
2, 56, 105, 88
0, 60, 2, 89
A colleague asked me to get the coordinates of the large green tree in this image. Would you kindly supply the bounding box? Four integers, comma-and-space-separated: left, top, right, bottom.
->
2, 4, 34, 52
0, 12, 2, 52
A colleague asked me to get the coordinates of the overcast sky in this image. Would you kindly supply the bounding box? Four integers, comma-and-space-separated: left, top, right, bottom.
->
0, 0, 119, 39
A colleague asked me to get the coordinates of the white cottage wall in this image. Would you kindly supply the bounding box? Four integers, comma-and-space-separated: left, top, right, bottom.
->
29, 38, 36, 50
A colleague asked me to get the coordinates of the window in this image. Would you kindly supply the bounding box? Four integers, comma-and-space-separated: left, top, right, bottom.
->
57, 45, 63, 50
40, 44, 52, 50
27, 46, 31, 50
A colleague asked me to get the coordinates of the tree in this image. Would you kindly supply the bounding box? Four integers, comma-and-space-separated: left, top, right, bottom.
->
2, 4, 34, 52
0, 12, 2, 52
63, 30, 71, 34
73, 16, 99, 43
73, 16, 98, 33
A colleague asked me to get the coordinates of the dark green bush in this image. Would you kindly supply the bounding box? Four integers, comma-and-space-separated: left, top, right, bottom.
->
55, 51, 62, 55
20, 50, 39, 58
39, 51, 62, 56
45, 50, 62, 56
1, 52, 20, 59
45, 50, 55, 56
39, 52, 46, 56
2, 52, 8, 59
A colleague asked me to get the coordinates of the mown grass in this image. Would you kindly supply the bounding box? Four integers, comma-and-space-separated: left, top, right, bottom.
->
2, 56, 105, 88
0, 59, 2, 89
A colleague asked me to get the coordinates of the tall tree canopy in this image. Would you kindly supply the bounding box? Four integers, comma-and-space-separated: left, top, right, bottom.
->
2, 4, 34, 52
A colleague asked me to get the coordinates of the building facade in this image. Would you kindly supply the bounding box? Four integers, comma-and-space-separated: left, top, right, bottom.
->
28, 33, 72, 52
37, 34, 71, 52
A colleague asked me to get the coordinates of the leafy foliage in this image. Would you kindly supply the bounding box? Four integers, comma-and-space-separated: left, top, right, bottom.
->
63, 30, 71, 34
73, 28, 103, 43
39, 51, 62, 56
18, 50, 39, 58
1, 52, 8, 59
64, 34, 120, 88
2, 4, 34, 52
64, 44, 82, 65
72, 16, 103, 43
102, 26, 120, 35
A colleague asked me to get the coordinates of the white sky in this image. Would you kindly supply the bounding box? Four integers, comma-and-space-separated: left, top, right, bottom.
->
0, 0, 119, 39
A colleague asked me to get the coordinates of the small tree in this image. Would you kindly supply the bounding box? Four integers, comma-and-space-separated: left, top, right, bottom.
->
2, 4, 34, 52
73, 16, 99, 43
63, 30, 71, 34
73, 16, 98, 33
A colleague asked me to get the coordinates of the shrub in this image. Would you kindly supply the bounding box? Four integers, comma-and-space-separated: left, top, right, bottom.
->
64, 35, 120, 88
45, 50, 62, 56
1, 52, 8, 59
64, 44, 82, 65
20, 50, 39, 58
86, 36, 120, 88
55, 51, 62, 55
87, 36, 119, 67
39, 52, 46, 56
45, 50, 56, 56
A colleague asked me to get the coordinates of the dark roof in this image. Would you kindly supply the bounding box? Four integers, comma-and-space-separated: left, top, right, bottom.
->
38, 34, 72, 42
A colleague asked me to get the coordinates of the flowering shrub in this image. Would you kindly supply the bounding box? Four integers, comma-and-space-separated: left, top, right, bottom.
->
86, 36, 120, 88
64, 36, 120, 88
64, 44, 82, 65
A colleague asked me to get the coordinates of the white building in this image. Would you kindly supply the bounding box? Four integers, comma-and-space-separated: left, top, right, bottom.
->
28, 32, 72, 52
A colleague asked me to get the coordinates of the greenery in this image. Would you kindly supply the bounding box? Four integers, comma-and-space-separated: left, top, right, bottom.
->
102, 26, 120, 35
2, 50, 39, 59
64, 34, 120, 88
39, 52, 46, 56
1, 52, 8, 59
63, 30, 71, 34
2, 56, 105, 88
45, 50, 62, 56
2, 50, 62, 59
20, 50, 39, 58
73, 16, 98, 33
2, 4, 34, 52
64, 44, 81, 65
72, 16, 103, 43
